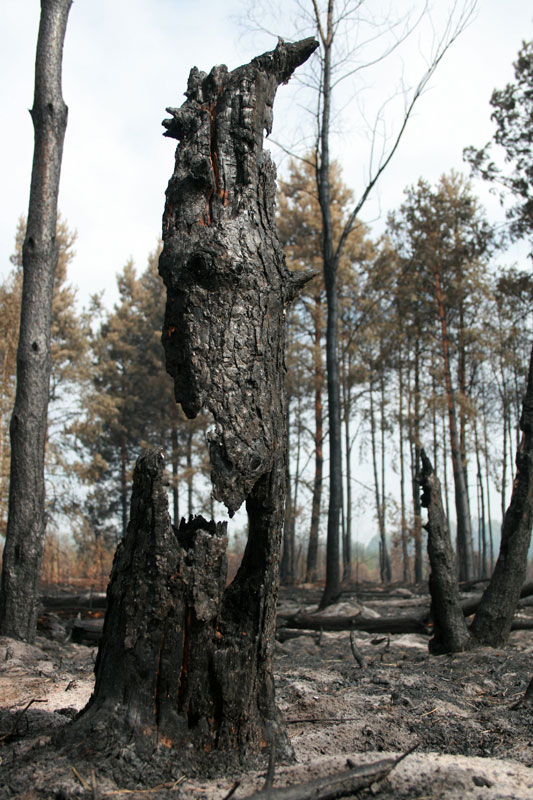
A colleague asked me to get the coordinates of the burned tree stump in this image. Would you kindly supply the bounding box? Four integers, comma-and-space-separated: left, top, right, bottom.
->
64, 39, 317, 777
419, 449, 471, 654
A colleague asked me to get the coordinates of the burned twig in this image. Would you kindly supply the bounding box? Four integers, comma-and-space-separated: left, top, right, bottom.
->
0, 697, 48, 743
349, 630, 367, 669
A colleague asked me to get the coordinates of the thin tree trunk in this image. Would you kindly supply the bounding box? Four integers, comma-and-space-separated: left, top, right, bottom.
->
306, 294, 323, 582
501, 396, 509, 518
120, 431, 128, 541
0, 0, 71, 642
318, 14, 343, 608
281, 402, 295, 585
482, 400, 495, 572
474, 420, 488, 578
291, 391, 302, 580
379, 371, 391, 581
432, 260, 473, 581
398, 360, 410, 582
370, 380, 390, 583
442, 408, 451, 526
342, 349, 352, 582
411, 344, 423, 583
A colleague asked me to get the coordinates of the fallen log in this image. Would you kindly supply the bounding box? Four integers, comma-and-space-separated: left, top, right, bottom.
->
70, 618, 104, 644
279, 613, 429, 635
41, 593, 107, 613
460, 581, 533, 618
64, 609, 533, 647
41, 582, 533, 620
279, 611, 533, 637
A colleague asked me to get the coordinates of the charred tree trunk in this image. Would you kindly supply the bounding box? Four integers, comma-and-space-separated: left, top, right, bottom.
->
419, 450, 471, 654
470, 343, 533, 647
66, 39, 317, 774
0, 0, 71, 642
433, 261, 474, 582
280, 414, 295, 586
411, 345, 424, 583
398, 360, 410, 583
306, 292, 324, 583
317, 21, 342, 610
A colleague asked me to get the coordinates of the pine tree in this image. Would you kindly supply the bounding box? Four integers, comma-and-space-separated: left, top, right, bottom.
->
387, 173, 494, 581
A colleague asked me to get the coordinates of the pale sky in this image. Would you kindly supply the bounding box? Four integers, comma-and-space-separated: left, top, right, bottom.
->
1, 0, 532, 310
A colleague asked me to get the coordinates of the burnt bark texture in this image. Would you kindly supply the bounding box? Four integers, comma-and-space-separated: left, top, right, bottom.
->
470, 343, 533, 647
66, 39, 317, 775
0, 0, 71, 642
65, 449, 262, 762
419, 449, 471, 654
159, 38, 317, 512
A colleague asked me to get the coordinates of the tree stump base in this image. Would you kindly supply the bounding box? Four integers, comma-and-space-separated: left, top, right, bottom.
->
61, 449, 290, 777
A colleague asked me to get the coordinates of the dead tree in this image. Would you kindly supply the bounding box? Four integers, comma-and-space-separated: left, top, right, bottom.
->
63, 39, 317, 775
419, 449, 471, 653
421, 342, 533, 652
470, 342, 533, 646
0, 0, 72, 643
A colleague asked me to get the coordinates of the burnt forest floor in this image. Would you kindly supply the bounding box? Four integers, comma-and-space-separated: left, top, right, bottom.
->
0, 583, 532, 799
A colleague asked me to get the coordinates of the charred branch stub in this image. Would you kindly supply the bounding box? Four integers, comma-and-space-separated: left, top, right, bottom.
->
419, 449, 471, 654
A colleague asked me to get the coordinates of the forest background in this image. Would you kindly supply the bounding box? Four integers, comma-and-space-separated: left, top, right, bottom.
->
1, 0, 532, 587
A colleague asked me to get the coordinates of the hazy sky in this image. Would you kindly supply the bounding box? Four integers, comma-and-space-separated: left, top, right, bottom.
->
1, 0, 531, 311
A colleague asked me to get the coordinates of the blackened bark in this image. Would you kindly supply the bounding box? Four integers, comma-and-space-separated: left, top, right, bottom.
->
158, 37, 317, 759
470, 343, 533, 646
67, 451, 294, 762
0, 0, 71, 642
419, 450, 471, 654
63, 450, 229, 756
67, 39, 318, 773
159, 38, 317, 515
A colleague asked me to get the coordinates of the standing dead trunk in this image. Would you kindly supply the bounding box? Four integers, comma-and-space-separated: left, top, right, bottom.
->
432, 260, 474, 581
0, 0, 71, 643
470, 343, 533, 646
370, 378, 390, 583
411, 343, 423, 583
306, 295, 323, 582
280, 412, 295, 586
398, 360, 410, 583
66, 39, 317, 774
419, 450, 471, 654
